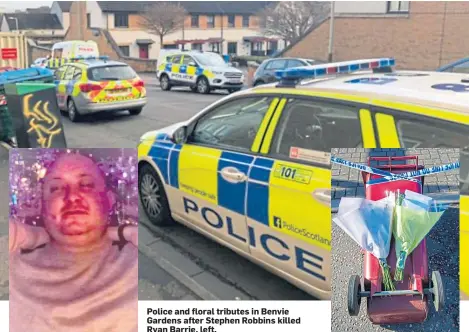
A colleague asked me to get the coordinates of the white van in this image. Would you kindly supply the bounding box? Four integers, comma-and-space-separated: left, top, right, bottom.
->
51, 40, 99, 59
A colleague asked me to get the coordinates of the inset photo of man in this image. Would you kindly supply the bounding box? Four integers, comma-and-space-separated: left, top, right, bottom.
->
9, 148, 138, 332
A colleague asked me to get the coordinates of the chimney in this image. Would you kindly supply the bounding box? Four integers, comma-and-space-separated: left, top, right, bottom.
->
68, 1, 87, 40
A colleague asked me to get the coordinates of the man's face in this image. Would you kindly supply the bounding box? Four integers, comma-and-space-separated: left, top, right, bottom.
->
42, 154, 114, 248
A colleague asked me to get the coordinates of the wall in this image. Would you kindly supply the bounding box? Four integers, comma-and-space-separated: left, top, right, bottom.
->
86, 1, 106, 29
66, 1, 156, 72
283, 1, 469, 70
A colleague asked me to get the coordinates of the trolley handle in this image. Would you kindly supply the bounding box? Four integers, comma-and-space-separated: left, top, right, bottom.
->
368, 156, 419, 171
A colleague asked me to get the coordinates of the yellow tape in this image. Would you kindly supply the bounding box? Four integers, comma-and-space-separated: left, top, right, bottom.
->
359, 109, 376, 148
375, 113, 400, 148
251, 98, 279, 153
260, 98, 287, 154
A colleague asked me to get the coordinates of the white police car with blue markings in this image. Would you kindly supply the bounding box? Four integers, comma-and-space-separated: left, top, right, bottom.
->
139, 58, 469, 300
156, 51, 244, 94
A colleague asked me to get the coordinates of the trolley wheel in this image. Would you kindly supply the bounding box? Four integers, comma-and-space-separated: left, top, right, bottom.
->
432, 271, 445, 312
348, 275, 361, 316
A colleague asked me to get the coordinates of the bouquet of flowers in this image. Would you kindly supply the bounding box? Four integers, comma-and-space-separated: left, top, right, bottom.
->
333, 194, 396, 291
392, 190, 446, 281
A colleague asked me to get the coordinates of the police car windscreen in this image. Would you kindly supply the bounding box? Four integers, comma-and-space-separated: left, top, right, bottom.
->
88, 65, 137, 81
194, 54, 227, 67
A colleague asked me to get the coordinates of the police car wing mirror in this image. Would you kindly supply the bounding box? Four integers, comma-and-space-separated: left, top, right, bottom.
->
188, 62, 197, 67
171, 126, 188, 144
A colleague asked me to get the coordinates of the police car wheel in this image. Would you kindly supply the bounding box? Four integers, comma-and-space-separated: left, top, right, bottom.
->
228, 88, 241, 94
67, 99, 82, 122
190, 86, 198, 92
129, 107, 142, 116
160, 75, 171, 91
197, 77, 210, 94
139, 164, 173, 226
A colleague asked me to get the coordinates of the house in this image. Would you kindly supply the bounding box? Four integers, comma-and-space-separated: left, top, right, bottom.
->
0, 12, 66, 47
50, 1, 72, 31
68, 1, 284, 59
279, 1, 469, 70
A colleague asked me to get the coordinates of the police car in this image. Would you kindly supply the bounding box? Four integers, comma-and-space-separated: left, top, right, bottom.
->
54, 56, 147, 122
157, 51, 244, 94
138, 58, 469, 300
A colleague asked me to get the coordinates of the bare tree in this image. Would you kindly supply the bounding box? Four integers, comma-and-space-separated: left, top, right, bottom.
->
139, 2, 187, 47
258, 1, 330, 45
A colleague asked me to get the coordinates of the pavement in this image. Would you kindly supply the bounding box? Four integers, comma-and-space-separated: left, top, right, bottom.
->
0, 85, 313, 302
331, 148, 460, 331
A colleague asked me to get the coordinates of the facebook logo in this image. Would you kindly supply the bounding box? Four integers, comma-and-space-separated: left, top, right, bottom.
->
273, 216, 282, 229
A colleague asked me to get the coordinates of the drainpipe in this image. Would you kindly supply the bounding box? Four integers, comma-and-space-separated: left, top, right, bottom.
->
327, 1, 335, 62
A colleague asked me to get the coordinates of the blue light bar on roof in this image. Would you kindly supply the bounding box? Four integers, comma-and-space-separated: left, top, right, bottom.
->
69, 55, 109, 62
275, 58, 396, 81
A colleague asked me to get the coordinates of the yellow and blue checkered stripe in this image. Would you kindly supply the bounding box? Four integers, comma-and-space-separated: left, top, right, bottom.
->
145, 136, 278, 227
161, 63, 215, 79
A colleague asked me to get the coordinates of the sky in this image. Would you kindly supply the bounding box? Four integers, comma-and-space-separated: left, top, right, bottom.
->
0, 1, 52, 12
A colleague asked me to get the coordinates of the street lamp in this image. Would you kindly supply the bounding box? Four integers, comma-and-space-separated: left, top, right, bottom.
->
216, 3, 224, 54
7, 16, 19, 32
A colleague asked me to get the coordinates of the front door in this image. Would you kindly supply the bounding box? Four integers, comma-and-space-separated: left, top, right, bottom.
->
168, 95, 278, 252
139, 45, 149, 59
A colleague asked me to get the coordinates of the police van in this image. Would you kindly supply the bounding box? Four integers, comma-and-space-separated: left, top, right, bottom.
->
138, 58, 469, 300
47, 40, 100, 69
156, 50, 244, 94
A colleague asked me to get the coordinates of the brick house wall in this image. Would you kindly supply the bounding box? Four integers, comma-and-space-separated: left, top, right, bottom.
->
66, 1, 156, 72
283, 1, 469, 70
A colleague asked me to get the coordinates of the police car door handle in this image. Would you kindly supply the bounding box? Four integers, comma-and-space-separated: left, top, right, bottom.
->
312, 189, 331, 206
220, 167, 247, 184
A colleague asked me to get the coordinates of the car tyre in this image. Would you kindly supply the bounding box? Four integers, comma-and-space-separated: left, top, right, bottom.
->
190, 85, 198, 93
129, 107, 143, 116
67, 98, 82, 122
228, 88, 241, 94
139, 163, 173, 226
196, 76, 210, 94
160, 74, 172, 91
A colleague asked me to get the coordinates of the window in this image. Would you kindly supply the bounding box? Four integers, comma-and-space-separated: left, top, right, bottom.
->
270, 98, 363, 158
87, 65, 137, 81
163, 44, 178, 50
63, 66, 76, 80
449, 60, 469, 74
207, 15, 215, 28
54, 66, 66, 80
171, 55, 182, 64
286, 59, 306, 68
227, 42, 237, 55
191, 14, 199, 27
189, 97, 274, 151
265, 59, 287, 70
228, 15, 235, 27
119, 45, 130, 57
53, 48, 63, 58
72, 68, 82, 80
87, 13, 91, 28
182, 56, 195, 65
387, 1, 409, 13
242, 15, 249, 27
114, 13, 129, 28
191, 43, 202, 51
